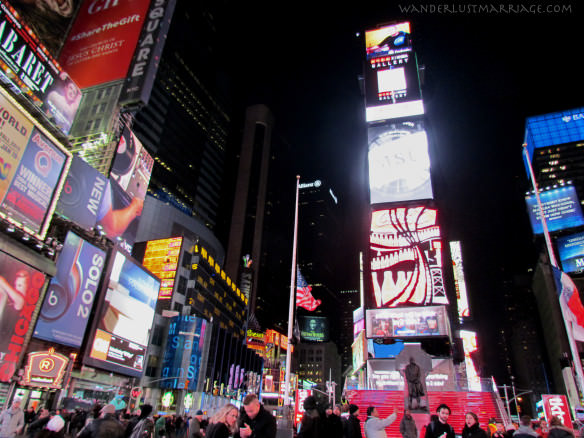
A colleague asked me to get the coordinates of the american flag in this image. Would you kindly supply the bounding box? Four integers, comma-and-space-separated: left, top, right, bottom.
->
296, 267, 321, 311
553, 266, 584, 341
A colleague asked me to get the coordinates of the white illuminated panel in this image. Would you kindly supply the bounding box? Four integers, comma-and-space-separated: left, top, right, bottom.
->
377, 68, 407, 93
460, 330, 481, 391
449, 241, 470, 320
366, 100, 424, 122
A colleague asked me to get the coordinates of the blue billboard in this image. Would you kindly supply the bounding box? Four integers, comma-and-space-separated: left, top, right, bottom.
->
161, 315, 207, 390
557, 232, 584, 274
526, 186, 584, 234
34, 232, 106, 347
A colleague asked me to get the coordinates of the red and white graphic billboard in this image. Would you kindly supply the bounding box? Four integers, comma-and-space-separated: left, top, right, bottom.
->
294, 389, 311, 425
542, 394, 573, 428
59, 0, 151, 89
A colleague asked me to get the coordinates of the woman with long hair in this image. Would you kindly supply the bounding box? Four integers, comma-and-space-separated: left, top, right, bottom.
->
461, 412, 488, 438
205, 404, 239, 438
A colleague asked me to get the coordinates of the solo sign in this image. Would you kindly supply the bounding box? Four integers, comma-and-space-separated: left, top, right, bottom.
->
542, 394, 573, 428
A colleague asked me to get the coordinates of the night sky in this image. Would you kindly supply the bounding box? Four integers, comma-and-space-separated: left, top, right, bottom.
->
220, 1, 584, 376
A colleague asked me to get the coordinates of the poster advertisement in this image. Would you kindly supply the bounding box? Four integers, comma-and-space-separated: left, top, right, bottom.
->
34, 232, 106, 348
0, 250, 46, 382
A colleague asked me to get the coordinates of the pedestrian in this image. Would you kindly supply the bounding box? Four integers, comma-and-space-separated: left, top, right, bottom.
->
154, 415, 166, 438
345, 404, 362, 438
548, 417, 574, 438
325, 404, 344, 438
514, 417, 538, 438
188, 410, 205, 438
27, 408, 50, 438
127, 405, 154, 438
461, 412, 488, 438
206, 404, 239, 438
238, 394, 277, 438
298, 396, 323, 438
424, 404, 455, 438
77, 404, 125, 438
400, 409, 418, 438
37, 415, 66, 438
0, 399, 25, 438
365, 406, 397, 438
536, 421, 549, 438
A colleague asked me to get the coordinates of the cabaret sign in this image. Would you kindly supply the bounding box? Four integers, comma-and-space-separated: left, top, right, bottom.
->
23, 349, 69, 388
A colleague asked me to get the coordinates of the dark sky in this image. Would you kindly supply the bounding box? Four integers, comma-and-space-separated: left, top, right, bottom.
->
221, 1, 584, 374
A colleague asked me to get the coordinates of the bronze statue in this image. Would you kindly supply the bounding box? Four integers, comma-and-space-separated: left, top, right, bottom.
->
404, 357, 424, 410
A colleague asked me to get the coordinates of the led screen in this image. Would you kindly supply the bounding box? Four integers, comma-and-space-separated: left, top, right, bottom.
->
366, 306, 450, 339
59, 0, 151, 89
524, 107, 584, 158
365, 58, 421, 108
0, 89, 71, 239
56, 155, 108, 230
460, 330, 481, 391
142, 237, 182, 301
34, 232, 106, 347
0, 250, 46, 382
85, 250, 160, 377
368, 121, 433, 204
450, 241, 470, 319
352, 330, 367, 371
369, 206, 447, 308
365, 22, 412, 60
525, 186, 584, 234
96, 127, 154, 253
0, 2, 82, 135
160, 315, 206, 390
299, 316, 329, 343
557, 232, 584, 274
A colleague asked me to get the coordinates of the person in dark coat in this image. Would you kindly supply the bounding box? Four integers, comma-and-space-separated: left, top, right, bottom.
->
298, 396, 322, 438
461, 412, 488, 438
27, 408, 50, 438
345, 404, 362, 438
77, 404, 124, 438
238, 394, 276, 438
548, 416, 574, 438
325, 405, 344, 438
206, 404, 239, 438
425, 404, 455, 438
400, 409, 418, 438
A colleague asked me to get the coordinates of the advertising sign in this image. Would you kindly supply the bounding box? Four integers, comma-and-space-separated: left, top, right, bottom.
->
96, 127, 154, 253
34, 232, 106, 347
56, 155, 108, 229
0, 89, 71, 239
294, 389, 312, 425
450, 241, 470, 319
85, 250, 160, 377
59, 0, 151, 89
119, 0, 176, 107
542, 394, 573, 428
368, 121, 433, 204
299, 316, 329, 343
526, 186, 584, 234
22, 350, 69, 388
557, 232, 584, 274
369, 206, 447, 308
0, 2, 82, 135
142, 237, 182, 301
0, 250, 46, 382
352, 330, 367, 371
160, 315, 206, 390
460, 330, 481, 391
365, 22, 412, 60
366, 306, 450, 339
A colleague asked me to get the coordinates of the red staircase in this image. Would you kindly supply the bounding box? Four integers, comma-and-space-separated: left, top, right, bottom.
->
346, 390, 504, 437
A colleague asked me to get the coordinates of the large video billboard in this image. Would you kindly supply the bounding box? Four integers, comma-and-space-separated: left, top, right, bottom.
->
0, 1, 82, 135
96, 127, 153, 253
299, 316, 329, 343
368, 121, 432, 204
0, 89, 71, 240
525, 186, 584, 234
369, 206, 447, 308
557, 232, 584, 274
0, 250, 46, 382
85, 250, 160, 377
365, 22, 412, 60
366, 306, 450, 339
56, 155, 108, 230
34, 232, 106, 348
450, 241, 470, 320
142, 237, 182, 301
59, 0, 151, 89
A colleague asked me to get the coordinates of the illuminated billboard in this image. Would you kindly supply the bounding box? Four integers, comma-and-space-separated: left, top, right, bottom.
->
0, 88, 71, 240
160, 315, 206, 390
366, 306, 450, 339
368, 121, 433, 204
59, 0, 151, 89
365, 22, 412, 60
56, 155, 108, 230
299, 316, 329, 343
369, 206, 447, 308
450, 241, 470, 319
525, 186, 584, 234
460, 330, 481, 391
0, 1, 82, 135
142, 237, 183, 301
0, 250, 46, 382
96, 127, 154, 252
352, 330, 367, 371
557, 232, 584, 274
85, 250, 160, 377
34, 232, 106, 348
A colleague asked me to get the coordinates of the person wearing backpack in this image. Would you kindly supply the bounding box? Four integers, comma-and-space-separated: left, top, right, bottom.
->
127, 405, 154, 438
424, 405, 455, 438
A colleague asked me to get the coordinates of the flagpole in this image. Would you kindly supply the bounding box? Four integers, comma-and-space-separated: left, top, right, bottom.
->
523, 144, 584, 402
284, 175, 300, 411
